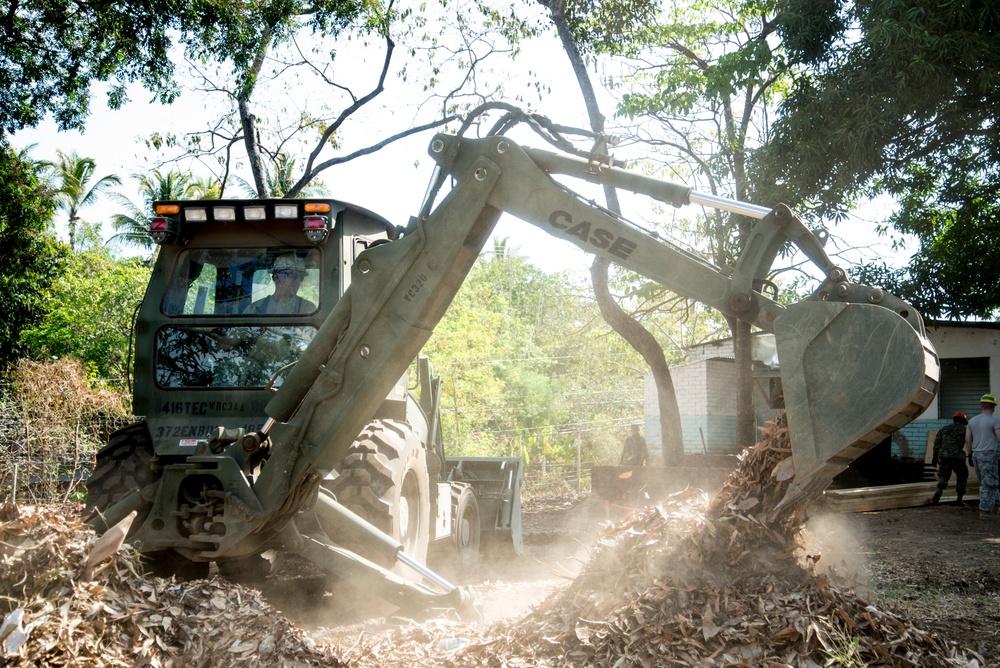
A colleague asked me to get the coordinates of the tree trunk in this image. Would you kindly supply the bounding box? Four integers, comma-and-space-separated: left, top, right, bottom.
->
238, 97, 267, 198
591, 258, 684, 465
727, 316, 756, 449
542, 2, 684, 466
237, 26, 274, 198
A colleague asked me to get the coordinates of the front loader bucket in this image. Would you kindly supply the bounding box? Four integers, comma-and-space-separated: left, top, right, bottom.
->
773, 301, 939, 506
445, 456, 523, 555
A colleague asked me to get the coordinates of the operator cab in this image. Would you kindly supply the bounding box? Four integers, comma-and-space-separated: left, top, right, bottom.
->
133, 198, 398, 455
156, 247, 321, 388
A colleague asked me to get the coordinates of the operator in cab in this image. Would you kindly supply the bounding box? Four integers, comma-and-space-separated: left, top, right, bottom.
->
208, 252, 318, 387
244, 254, 317, 315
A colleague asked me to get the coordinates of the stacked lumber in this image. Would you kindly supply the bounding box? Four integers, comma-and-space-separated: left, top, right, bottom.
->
822, 482, 980, 513
822, 429, 980, 513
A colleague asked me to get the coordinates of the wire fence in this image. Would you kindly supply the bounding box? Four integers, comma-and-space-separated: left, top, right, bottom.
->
0, 361, 134, 505
0, 359, 602, 505
520, 460, 593, 498
1, 408, 598, 504
0, 404, 135, 505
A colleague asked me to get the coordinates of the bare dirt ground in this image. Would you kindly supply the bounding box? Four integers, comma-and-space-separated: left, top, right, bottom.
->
259, 493, 1000, 665
847, 502, 1000, 663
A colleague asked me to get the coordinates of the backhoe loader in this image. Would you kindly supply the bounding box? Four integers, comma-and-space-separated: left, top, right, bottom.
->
87, 108, 938, 614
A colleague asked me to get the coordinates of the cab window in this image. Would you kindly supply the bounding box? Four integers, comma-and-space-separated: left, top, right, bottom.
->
155, 325, 317, 388
163, 248, 320, 316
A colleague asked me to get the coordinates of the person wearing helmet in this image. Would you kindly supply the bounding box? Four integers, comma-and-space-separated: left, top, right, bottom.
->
965, 393, 1000, 519
931, 411, 969, 506
244, 254, 317, 315
214, 253, 318, 385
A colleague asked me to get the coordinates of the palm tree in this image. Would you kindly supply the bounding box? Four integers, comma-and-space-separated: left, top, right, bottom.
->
107, 170, 220, 251
491, 236, 510, 261
188, 175, 221, 199
52, 151, 122, 251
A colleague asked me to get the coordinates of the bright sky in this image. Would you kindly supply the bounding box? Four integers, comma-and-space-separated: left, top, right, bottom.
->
11, 27, 911, 283
14, 33, 608, 275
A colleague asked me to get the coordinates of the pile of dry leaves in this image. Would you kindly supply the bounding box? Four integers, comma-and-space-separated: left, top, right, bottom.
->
342, 418, 984, 667
0, 503, 342, 667
0, 417, 988, 667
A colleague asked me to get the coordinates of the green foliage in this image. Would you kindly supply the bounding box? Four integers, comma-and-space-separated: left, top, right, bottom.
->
51, 150, 121, 251
757, 0, 1000, 213
176, 0, 372, 94
563, 0, 659, 57
108, 169, 220, 252
19, 251, 150, 380
0, 1, 373, 135
754, 0, 1000, 317
0, 0, 180, 134
852, 169, 1000, 319
422, 252, 647, 464
0, 142, 68, 374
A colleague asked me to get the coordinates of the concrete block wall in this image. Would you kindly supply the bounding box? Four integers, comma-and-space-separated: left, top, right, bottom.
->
898, 418, 950, 460
706, 359, 736, 415
650, 358, 743, 456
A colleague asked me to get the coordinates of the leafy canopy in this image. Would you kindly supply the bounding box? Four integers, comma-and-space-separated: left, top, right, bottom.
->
1, 0, 178, 134
0, 142, 68, 373
0, 0, 372, 135
19, 251, 150, 381
752, 0, 1000, 317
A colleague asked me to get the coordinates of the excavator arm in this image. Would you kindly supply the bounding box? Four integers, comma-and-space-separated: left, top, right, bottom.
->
415, 133, 939, 507
252, 126, 936, 521
91, 115, 937, 610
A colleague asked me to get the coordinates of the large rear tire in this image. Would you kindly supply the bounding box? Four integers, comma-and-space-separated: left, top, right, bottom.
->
328, 420, 431, 566
85, 420, 157, 517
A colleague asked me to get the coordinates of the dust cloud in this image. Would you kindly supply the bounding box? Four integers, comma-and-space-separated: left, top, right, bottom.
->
798, 511, 871, 596
263, 496, 608, 635
470, 496, 606, 623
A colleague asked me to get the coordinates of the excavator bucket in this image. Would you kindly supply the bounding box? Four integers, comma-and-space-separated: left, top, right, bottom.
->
773, 301, 939, 506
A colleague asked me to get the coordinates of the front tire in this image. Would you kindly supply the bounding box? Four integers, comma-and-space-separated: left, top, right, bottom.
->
451, 484, 480, 575
86, 420, 207, 581
328, 420, 431, 566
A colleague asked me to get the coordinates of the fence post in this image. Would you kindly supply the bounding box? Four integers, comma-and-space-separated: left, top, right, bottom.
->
575, 434, 582, 494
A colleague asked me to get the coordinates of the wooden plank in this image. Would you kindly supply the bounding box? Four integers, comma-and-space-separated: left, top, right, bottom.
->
823, 480, 979, 513
925, 431, 937, 463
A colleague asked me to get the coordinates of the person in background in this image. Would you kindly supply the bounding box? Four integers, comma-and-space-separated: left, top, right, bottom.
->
931, 411, 969, 506
620, 424, 648, 467
965, 393, 1000, 520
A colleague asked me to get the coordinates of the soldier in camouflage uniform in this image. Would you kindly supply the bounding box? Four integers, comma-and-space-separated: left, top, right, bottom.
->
931, 411, 969, 506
